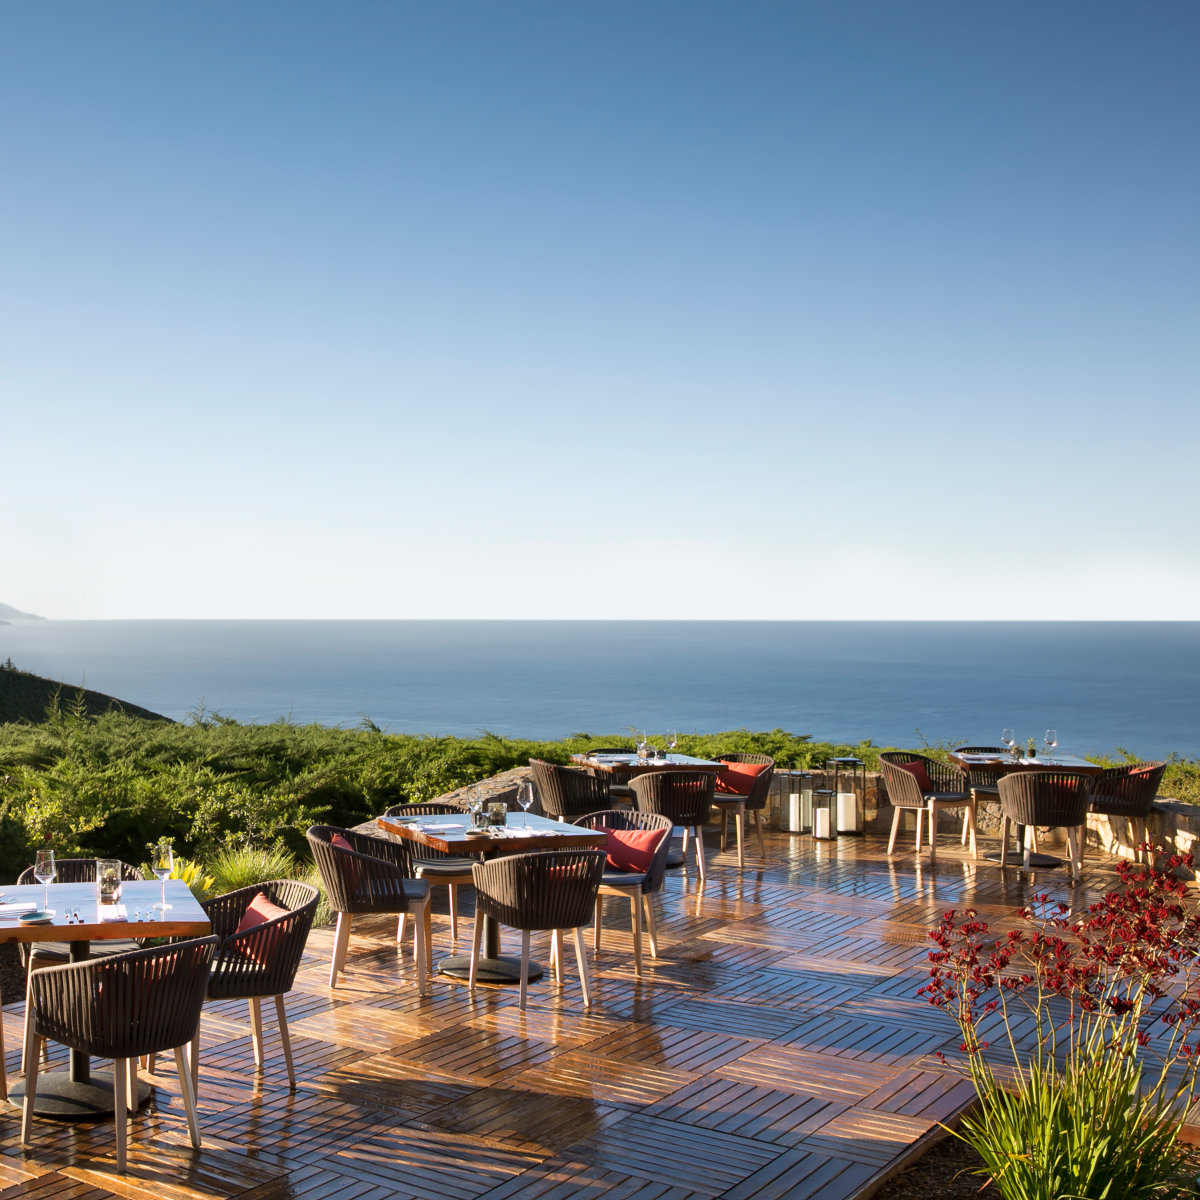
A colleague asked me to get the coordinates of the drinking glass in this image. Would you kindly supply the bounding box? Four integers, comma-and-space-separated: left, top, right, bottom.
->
1044, 730, 1058, 763
516, 781, 535, 827
97, 859, 123, 905
152, 842, 173, 912
666, 730, 678, 756
1002, 729, 1015, 749
466, 784, 485, 829
33, 849, 55, 914
636, 731, 649, 760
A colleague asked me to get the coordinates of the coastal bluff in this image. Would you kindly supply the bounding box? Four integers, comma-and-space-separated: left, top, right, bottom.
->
0, 662, 172, 724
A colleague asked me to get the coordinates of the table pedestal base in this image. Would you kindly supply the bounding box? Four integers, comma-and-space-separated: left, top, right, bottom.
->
985, 851, 1063, 868
9, 1070, 152, 1118
438, 954, 544, 984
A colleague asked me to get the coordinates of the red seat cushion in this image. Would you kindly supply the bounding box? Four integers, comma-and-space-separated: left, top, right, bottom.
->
235, 892, 291, 966
330, 832, 362, 890
605, 828, 666, 873
897, 760, 932, 793
715, 761, 770, 795
1116, 766, 1155, 800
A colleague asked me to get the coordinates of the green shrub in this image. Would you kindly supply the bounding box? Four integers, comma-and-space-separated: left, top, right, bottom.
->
207, 845, 297, 896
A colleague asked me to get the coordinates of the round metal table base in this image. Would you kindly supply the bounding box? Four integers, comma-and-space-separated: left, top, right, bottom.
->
8, 1070, 153, 1118
438, 954, 544, 984
665, 849, 686, 868
985, 851, 1064, 868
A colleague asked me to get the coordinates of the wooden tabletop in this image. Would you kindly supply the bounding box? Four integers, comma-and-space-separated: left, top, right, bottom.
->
570, 753, 723, 774
0, 879, 210, 944
378, 811, 610, 856
948, 752, 1104, 778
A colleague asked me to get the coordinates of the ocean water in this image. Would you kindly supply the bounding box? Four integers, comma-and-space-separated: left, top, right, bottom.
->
0, 620, 1196, 760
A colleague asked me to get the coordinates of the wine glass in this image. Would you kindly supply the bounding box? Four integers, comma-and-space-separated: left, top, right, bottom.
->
152, 842, 174, 912
1044, 730, 1058, 764
666, 730, 678, 757
636, 730, 649, 759
466, 783, 484, 828
34, 849, 55, 914
1002, 729, 1015, 749
516, 781, 535, 827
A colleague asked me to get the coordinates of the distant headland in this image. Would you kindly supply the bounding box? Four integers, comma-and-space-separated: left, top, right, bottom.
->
0, 661, 171, 724
0, 603, 46, 626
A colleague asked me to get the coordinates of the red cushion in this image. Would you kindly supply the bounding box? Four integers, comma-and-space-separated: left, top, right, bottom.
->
330, 832, 362, 890
898, 760, 932, 792
235, 892, 291, 966
605, 828, 666, 873
714, 761, 770, 796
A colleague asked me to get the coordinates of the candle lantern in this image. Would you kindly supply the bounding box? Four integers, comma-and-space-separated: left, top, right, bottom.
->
778, 770, 815, 832
812, 789, 838, 840
826, 757, 865, 834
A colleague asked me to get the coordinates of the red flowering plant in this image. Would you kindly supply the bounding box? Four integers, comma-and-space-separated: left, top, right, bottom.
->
919, 850, 1200, 1199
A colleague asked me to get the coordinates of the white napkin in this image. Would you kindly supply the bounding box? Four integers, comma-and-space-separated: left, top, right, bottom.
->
99, 904, 128, 922
0, 902, 37, 918
418, 823, 467, 832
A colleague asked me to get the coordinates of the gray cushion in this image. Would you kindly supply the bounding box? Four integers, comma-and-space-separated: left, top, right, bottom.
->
30, 938, 142, 963
414, 857, 476, 878
924, 792, 972, 803
601, 869, 647, 888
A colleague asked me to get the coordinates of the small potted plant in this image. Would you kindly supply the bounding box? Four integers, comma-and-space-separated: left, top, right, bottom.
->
1026, 736, 1037, 758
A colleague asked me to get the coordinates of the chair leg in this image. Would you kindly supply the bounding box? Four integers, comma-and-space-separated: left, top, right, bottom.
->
22, 968, 37, 1073
694, 825, 707, 882
1023, 825, 1034, 870
274, 995, 296, 1089
0, 987, 6, 1102
145, 1053, 157, 1076
593, 896, 603, 953
630, 892, 643, 977
571, 926, 592, 1007
887, 806, 902, 855
961, 808, 970, 845
449, 884, 458, 942
126, 1057, 138, 1112
551, 930, 564, 983
413, 899, 429, 996
967, 802, 979, 860
1031, 826, 1040, 854
174, 1044, 202, 1150
21, 1030, 42, 1146
1135, 816, 1147, 863
753, 809, 766, 857
927, 801, 937, 861
734, 809, 745, 870
190, 1030, 200, 1094
682, 827, 690, 855
1067, 826, 1083, 877
1000, 815, 1010, 867
519, 930, 531, 1012
112, 1057, 128, 1172
720, 809, 728, 852
644, 894, 659, 958
468, 909, 483, 989
397, 913, 407, 945
914, 807, 923, 853
249, 997, 264, 1069
329, 911, 352, 987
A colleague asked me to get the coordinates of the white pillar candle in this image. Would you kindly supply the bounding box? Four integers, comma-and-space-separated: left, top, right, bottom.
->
837, 792, 857, 833
787, 793, 802, 832
814, 808, 831, 839
801, 787, 813, 829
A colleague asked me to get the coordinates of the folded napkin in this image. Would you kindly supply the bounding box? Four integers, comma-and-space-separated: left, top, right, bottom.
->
0, 902, 38, 918
99, 904, 128, 922
418, 822, 467, 832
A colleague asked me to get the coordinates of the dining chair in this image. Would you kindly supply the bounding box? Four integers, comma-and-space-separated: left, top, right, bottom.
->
583, 748, 637, 804
879, 753, 976, 859
16, 858, 146, 1072
1087, 761, 1165, 864
22, 936, 218, 1174
384, 802, 475, 941
571, 810, 672, 976
529, 759, 611, 821
468, 850, 606, 1010
307, 825, 431, 993
171, 879, 319, 1095
997, 771, 1093, 875
630, 770, 715, 882
953, 746, 1010, 846
712, 753, 775, 867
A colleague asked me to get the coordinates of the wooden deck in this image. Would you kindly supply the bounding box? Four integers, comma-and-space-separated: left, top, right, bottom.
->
0, 826, 1132, 1200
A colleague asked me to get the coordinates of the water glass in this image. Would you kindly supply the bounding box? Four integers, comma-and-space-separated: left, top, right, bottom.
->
516, 781, 535, 827
151, 842, 173, 911
97, 859, 123, 906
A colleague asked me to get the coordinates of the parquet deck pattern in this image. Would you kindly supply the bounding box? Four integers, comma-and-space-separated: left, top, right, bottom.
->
0, 826, 1136, 1200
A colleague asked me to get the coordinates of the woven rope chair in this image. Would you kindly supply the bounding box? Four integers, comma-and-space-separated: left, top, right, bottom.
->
16, 858, 146, 1073
530, 759, 611, 821
1088, 761, 1166, 864
572, 810, 673, 976
630, 770, 714, 881
713, 753, 775, 866
162, 879, 318, 1094
384, 802, 475, 941
953, 746, 1010, 846
879, 753, 976, 860
583, 748, 637, 803
21, 936, 218, 1174
306, 825, 431, 993
469, 849, 606, 1010
997, 771, 1093, 875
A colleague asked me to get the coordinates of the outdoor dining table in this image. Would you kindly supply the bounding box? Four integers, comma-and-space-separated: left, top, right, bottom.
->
378, 810, 608, 986
569, 751, 724, 775
949, 752, 1104, 868
0, 878, 210, 1118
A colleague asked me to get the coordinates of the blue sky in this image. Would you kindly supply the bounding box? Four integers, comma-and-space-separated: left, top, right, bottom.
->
1, 2, 1196, 619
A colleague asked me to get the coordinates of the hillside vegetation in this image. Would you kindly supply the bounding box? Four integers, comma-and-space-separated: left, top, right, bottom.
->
0, 661, 170, 725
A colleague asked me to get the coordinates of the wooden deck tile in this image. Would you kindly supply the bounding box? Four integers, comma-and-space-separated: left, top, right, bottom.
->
580, 1024, 764, 1074
774, 1014, 946, 1066
474, 1156, 706, 1200
715, 1044, 901, 1100
506, 1051, 697, 1107
287, 1003, 441, 1052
